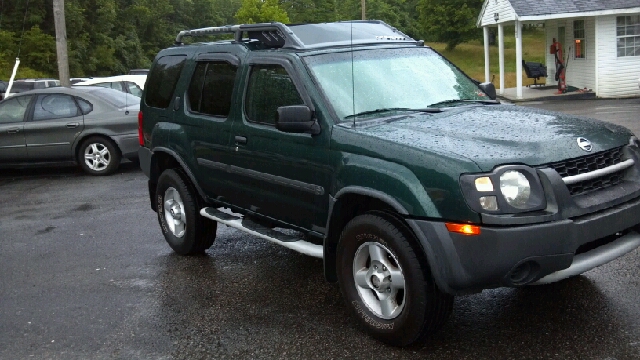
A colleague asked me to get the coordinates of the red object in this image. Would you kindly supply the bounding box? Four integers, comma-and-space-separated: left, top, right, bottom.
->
138, 111, 144, 146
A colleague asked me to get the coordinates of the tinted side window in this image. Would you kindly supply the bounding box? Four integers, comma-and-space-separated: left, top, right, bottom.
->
126, 82, 143, 97
244, 65, 303, 125
33, 82, 46, 89
188, 62, 237, 117
75, 97, 93, 115
0, 95, 33, 123
33, 94, 80, 121
145, 55, 187, 108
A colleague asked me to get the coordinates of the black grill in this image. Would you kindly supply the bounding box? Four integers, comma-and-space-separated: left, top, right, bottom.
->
545, 147, 627, 196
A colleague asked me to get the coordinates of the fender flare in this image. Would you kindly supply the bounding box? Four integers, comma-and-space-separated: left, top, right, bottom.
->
150, 146, 208, 203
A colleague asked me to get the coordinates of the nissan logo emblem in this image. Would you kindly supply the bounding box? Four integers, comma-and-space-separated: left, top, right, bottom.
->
577, 137, 592, 152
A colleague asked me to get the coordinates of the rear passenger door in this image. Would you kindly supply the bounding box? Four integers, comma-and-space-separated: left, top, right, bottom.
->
23, 93, 84, 160
176, 53, 240, 201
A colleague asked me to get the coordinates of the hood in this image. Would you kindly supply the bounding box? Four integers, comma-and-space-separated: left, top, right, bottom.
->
352, 104, 632, 171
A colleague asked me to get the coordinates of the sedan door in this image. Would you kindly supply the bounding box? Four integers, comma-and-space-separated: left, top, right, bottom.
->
0, 95, 33, 162
23, 93, 84, 161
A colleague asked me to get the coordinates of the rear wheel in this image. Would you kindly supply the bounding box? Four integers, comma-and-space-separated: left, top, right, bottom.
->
337, 214, 453, 347
78, 136, 121, 175
156, 169, 216, 255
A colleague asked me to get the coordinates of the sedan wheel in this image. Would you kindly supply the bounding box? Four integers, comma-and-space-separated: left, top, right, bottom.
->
78, 136, 121, 176
84, 143, 111, 171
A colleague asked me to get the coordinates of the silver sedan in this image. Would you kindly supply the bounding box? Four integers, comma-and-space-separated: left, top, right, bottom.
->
0, 86, 140, 175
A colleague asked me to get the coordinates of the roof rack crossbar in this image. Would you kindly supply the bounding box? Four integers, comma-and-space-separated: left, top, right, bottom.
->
174, 23, 305, 49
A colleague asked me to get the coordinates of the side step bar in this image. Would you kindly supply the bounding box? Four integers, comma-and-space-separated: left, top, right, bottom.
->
200, 207, 323, 259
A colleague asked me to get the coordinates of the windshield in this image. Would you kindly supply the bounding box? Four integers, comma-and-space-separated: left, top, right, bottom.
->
303, 47, 488, 121
92, 88, 140, 108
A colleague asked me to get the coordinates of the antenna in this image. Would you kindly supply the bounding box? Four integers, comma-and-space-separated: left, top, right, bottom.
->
351, 21, 356, 129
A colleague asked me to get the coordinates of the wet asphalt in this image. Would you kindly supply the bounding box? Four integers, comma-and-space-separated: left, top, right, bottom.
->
1, 98, 640, 359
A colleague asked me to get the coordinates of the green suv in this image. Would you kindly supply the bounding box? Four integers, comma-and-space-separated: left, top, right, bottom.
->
138, 21, 640, 346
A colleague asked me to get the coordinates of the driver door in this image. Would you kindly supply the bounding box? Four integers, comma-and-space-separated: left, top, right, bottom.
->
0, 95, 33, 163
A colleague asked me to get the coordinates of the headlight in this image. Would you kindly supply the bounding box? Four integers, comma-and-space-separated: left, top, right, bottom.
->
499, 170, 531, 209
459, 165, 546, 214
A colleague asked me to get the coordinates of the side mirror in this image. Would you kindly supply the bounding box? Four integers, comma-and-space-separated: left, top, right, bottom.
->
479, 82, 497, 100
276, 105, 320, 135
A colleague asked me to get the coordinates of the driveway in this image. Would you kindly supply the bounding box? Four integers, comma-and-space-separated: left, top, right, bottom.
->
1, 99, 640, 359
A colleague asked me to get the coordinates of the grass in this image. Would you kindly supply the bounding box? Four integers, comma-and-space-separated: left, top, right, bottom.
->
427, 27, 547, 88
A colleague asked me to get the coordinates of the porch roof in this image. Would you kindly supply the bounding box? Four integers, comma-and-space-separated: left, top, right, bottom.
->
478, 0, 640, 27
511, 0, 640, 17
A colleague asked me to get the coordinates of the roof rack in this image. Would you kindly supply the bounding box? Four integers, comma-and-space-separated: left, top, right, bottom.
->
174, 21, 420, 50
175, 23, 305, 49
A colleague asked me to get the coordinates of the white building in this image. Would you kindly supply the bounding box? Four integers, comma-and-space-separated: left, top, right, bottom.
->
478, 0, 640, 99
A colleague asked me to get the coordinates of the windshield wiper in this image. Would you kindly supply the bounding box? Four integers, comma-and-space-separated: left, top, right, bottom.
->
428, 99, 500, 108
344, 107, 442, 119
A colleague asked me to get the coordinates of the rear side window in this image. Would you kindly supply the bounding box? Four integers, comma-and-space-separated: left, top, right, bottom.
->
33, 94, 80, 121
244, 65, 304, 125
187, 62, 237, 117
145, 55, 187, 108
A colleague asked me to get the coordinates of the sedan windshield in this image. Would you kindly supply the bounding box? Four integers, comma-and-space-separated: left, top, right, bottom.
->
303, 47, 489, 121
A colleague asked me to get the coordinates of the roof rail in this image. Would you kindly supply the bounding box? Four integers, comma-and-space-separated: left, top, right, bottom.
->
174, 22, 305, 49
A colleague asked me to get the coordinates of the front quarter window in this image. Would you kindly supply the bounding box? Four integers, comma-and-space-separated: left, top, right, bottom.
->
303, 47, 488, 121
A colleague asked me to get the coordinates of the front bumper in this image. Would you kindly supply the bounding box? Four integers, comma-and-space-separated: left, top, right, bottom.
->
407, 195, 640, 295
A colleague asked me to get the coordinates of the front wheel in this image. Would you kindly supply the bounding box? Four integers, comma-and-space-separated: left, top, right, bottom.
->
156, 169, 216, 255
337, 214, 453, 347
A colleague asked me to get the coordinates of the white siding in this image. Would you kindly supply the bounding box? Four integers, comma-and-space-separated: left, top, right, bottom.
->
546, 19, 558, 86
596, 14, 640, 98
565, 17, 596, 91
479, 0, 517, 27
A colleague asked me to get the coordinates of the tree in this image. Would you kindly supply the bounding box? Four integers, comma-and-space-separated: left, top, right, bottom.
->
417, 0, 483, 50
235, 0, 290, 24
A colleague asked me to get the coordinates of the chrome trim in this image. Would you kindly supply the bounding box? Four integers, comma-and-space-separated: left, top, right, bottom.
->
562, 158, 635, 185
27, 142, 70, 147
534, 231, 640, 284
200, 207, 323, 258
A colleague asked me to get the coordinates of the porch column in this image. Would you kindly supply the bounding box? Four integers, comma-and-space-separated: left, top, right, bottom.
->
483, 26, 490, 83
515, 20, 523, 99
498, 24, 505, 95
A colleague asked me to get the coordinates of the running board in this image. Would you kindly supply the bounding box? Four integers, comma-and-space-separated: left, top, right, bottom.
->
200, 207, 323, 259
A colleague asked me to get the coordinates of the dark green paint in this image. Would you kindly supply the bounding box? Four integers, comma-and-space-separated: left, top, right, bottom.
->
140, 41, 632, 228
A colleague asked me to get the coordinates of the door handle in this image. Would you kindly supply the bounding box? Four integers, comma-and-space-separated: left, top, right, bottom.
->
7, 127, 20, 134
66, 122, 79, 128
235, 136, 247, 145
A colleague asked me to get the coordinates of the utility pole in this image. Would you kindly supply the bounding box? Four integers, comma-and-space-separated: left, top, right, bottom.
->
53, 0, 70, 87
361, 0, 365, 20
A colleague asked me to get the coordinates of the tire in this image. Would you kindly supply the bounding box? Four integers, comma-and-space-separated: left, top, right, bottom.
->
336, 214, 453, 347
78, 136, 121, 176
156, 169, 217, 255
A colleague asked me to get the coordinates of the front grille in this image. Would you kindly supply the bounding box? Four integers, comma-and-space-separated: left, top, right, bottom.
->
545, 146, 627, 196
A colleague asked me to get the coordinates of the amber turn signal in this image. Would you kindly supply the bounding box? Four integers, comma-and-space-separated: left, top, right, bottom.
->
445, 223, 481, 236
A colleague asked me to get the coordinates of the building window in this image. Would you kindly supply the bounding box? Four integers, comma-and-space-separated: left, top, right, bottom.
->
573, 20, 585, 59
617, 16, 640, 57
